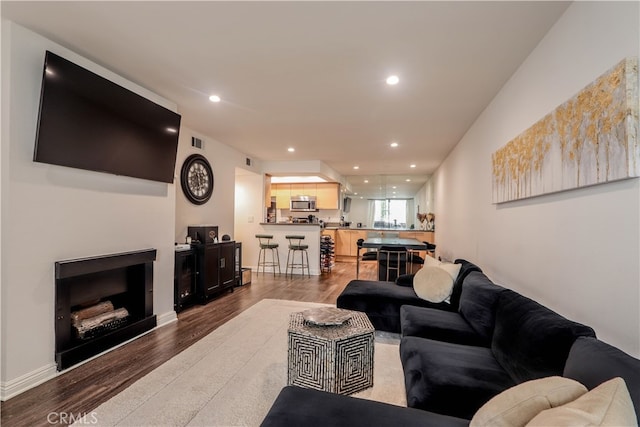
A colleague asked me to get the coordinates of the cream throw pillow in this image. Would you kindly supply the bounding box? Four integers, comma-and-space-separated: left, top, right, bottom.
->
470, 376, 588, 427
412, 266, 453, 302
439, 262, 461, 281
423, 255, 441, 268
421, 257, 462, 281
526, 377, 637, 427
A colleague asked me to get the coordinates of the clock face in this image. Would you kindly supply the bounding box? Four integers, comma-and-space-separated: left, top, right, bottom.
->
180, 154, 214, 205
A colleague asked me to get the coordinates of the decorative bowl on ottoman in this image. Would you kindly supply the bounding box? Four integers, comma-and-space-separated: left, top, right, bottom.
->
288, 307, 375, 395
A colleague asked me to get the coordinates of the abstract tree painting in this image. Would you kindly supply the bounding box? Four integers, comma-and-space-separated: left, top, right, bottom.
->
492, 57, 639, 203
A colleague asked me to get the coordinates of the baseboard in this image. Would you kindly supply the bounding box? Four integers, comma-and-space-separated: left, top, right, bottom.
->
156, 309, 178, 327
1, 310, 176, 401
1, 363, 57, 401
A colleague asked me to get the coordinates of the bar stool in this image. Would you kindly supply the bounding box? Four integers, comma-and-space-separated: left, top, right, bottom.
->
255, 234, 281, 275
285, 235, 310, 277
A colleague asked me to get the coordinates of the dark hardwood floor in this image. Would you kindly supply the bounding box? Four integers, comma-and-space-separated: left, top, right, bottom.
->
1, 261, 376, 427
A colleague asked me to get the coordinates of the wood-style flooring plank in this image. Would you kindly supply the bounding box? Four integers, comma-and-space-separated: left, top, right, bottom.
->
0, 261, 377, 427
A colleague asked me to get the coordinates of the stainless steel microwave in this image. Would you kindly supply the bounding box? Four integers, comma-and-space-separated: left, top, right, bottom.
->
290, 196, 317, 212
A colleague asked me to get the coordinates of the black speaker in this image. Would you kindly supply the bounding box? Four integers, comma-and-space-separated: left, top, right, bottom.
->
187, 225, 218, 244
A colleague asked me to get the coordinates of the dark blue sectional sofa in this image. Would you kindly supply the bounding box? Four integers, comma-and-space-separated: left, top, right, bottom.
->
260, 260, 640, 426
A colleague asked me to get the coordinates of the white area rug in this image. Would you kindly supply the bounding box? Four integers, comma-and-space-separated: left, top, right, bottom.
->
82, 299, 406, 426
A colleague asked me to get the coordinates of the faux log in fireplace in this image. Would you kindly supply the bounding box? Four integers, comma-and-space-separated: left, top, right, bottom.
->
55, 249, 157, 370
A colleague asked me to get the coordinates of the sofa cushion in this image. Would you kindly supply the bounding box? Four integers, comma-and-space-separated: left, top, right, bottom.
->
336, 280, 454, 333
469, 376, 587, 427
526, 377, 637, 427
260, 385, 471, 427
563, 336, 640, 424
449, 259, 483, 310
458, 272, 506, 342
395, 273, 415, 287
400, 305, 490, 346
400, 336, 516, 419
491, 290, 596, 384
413, 266, 454, 302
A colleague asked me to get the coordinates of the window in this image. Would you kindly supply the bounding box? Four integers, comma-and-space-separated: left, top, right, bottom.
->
371, 199, 409, 228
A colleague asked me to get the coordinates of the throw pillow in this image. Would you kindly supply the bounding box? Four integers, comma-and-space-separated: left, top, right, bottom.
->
423, 255, 441, 268
439, 262, 462, 281
421, 257, 462, 281
470, 376, 587, 427
526, 377, 637, 426
412, 266, 454, 302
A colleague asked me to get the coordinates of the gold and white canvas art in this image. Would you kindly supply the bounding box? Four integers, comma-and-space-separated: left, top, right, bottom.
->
492, 57, 639, 203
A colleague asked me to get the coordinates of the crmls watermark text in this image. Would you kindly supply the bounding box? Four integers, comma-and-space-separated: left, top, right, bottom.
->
47, 412, 98, 425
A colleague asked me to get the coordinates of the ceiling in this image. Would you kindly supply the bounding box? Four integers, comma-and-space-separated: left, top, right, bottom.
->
1, 1, 570, 198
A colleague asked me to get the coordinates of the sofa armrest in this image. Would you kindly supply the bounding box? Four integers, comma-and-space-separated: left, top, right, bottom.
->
260, 386, 470, 427
563, 337, 640, 424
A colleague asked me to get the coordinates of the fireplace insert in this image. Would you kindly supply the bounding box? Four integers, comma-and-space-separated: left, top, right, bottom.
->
54, 249, 157, 370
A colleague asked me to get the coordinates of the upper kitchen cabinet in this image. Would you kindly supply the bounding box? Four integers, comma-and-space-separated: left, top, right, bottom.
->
273, 184, 291, 209
270, 183, 340, 210
290, 183, 319, 198
316, 183, 339, 209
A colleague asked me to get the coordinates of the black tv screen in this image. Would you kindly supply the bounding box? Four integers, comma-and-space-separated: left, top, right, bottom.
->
34, 51, 181, 183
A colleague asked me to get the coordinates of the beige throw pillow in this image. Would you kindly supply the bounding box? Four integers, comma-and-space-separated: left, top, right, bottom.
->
470, 376, 588, 427
421, 257, 462, 281
412, 266, 453, 302
439, 262, 462, 281
526, 377, 637, 427
423, 255, 442, 268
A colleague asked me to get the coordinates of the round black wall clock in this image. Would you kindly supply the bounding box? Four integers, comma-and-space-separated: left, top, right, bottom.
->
180, 154, 214, 205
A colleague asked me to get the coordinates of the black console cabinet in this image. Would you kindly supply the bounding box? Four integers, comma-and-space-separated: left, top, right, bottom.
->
193, 241, 236, 302
174, 248, 196, 312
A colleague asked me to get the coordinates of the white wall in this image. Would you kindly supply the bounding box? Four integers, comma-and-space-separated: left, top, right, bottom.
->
0, 22, 181, 398
234, 170, 266, 271
174, 130, 259, 243
344, 198, 368, 227
433, 1, 640, 356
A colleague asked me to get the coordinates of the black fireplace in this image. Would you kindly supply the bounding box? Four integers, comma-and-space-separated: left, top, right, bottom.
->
54, 249, 157, 370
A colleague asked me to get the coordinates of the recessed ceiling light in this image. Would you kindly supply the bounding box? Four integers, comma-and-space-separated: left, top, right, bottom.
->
406, 179, 411, 182
364, 179, 369, 183
288, 147, 295, 152
386, 75, 399, 85
166, 127, 177, 133
209, 95, 221, 103
410, 164, 416, 168
392, 186, 397, 189
390, 142, 399, 148
353, 166, 359, 170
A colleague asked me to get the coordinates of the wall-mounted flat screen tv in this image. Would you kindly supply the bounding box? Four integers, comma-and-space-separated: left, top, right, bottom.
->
34, 51, 181, 183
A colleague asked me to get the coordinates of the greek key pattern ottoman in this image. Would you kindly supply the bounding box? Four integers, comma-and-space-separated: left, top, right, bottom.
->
287, 308, 374, 395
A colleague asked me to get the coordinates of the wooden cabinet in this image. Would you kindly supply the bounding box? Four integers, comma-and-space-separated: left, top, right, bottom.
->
316, 183, 340, 209
321, 228, 336, 242
289, 183, 318, 198
399, 231, 435, 244
335, 229, 367, 257
193, 241, 236, 302
270, 182, 340, 209
273, 184, 291, 209
399, 231, 435, 258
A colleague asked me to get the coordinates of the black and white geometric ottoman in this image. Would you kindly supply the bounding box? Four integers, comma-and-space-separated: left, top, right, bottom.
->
287, 307, 375, 395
